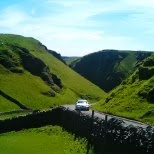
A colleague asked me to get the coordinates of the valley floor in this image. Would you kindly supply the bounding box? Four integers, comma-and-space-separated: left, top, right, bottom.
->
0, 125, 93, 154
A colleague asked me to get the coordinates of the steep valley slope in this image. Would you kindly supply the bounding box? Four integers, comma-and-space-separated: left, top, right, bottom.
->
94, 55, 154, 124
68, 50, 152, 92
0, 34, 105, 112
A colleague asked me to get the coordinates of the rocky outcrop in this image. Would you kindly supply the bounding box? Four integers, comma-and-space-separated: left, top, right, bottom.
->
138, 66, 154, 80
148, 88, 154, 102
144, 57, 154, 66
0, 45, 63, 92
0, 48, 22, 73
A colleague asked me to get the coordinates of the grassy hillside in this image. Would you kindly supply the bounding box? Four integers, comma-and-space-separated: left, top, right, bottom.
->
94, 56, 154, 124
69, 50, 152, 92
0, 125, 93, 154
0, 34, 105, 111
0, 95, 19, 112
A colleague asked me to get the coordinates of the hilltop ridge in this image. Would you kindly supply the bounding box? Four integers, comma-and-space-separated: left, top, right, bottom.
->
68, 50, 152, 92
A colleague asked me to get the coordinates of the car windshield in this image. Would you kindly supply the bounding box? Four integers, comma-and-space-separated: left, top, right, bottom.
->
77, 101, 86, 104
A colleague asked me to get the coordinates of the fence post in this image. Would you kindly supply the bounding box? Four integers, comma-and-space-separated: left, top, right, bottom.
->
90, 110, 95, 137
104, 115, 108, 146
76, 109, 81, 134
87, 110, 94, 154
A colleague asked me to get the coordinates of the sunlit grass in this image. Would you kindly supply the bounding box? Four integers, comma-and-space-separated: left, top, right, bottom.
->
0, 96, 19, 112
0, 34, 105, 111
93, 74, 154, 124
0, 125, 94, 154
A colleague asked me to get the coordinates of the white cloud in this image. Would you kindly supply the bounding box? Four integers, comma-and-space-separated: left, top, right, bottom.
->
46, 0, 88, 7
126, 0, 154, 8
0, 6, 28, 27
48, 30, 103, 41
0, 0, 154, 56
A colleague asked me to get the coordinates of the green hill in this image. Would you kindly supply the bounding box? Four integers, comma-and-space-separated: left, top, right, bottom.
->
94, 55, 154, 124
69, 50, 152, 92
0, 34, 105, 112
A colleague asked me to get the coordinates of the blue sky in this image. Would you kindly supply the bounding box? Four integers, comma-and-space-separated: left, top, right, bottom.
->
0, 0, 154, 56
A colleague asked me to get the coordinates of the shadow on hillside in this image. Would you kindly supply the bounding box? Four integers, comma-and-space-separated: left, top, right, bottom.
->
0, 90, 29, 110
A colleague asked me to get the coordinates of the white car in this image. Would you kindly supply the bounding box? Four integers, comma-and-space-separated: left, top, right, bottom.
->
75, 99, 90, 111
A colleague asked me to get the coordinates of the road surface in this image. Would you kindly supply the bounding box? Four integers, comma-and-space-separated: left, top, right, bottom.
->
63, 105, 149, 128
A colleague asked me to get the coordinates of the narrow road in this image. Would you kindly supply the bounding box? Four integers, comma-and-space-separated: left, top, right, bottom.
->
63, 105, 149, 128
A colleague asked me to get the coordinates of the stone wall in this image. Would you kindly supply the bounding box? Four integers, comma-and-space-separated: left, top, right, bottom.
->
0, 107, 153, 154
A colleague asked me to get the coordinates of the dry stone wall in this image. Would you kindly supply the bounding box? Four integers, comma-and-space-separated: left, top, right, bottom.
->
0, 107, 153, 154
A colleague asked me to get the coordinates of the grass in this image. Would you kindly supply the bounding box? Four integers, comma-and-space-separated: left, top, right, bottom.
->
115, 52, 137, 76
32, 51, 105, 102
141, 114, 154, 124
0, 66, 77, 109
93, 72, 154, 124
0, 95, 19, 112
0, 111, 32, 120
0, 34, 105, 111
0, 125, 94, 154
